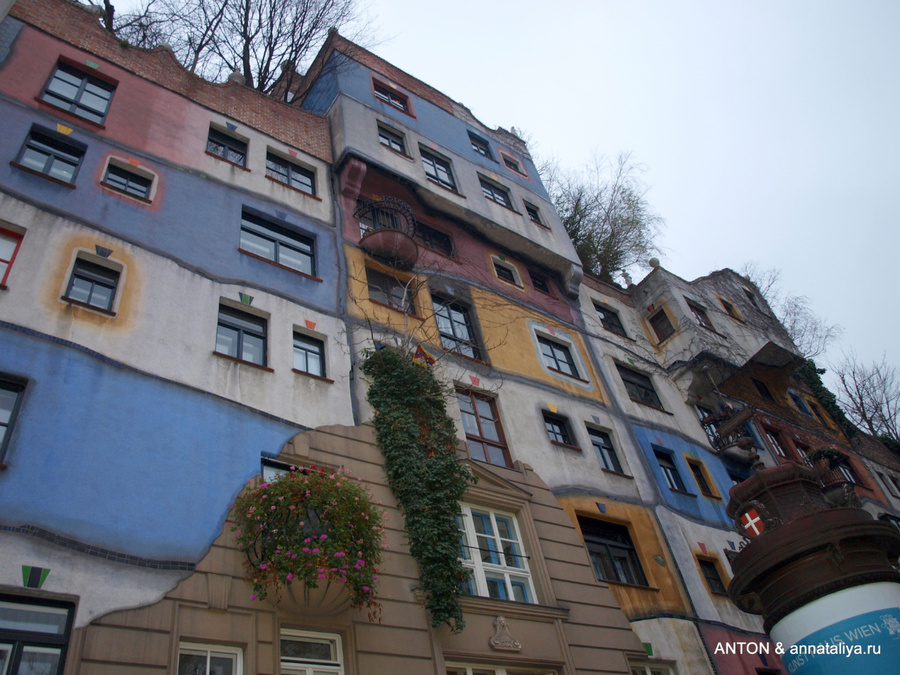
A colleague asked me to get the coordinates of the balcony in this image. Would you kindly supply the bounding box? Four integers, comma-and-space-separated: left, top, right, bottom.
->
355, 196, 419, 270
699, 406, 758, 464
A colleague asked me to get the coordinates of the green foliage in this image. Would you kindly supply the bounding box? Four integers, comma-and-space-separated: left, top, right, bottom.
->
230, 467, 384, 620
796, 359, 857, 440
360, 347, 475, 632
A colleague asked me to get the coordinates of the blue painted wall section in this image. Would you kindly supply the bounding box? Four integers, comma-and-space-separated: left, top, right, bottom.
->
0, 324, 299, 560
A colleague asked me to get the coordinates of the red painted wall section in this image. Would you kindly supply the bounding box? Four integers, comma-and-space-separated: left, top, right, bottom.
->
700, 624, 785, 675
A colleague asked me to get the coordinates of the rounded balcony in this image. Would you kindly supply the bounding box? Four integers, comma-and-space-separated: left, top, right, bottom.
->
355, 196, 419, 270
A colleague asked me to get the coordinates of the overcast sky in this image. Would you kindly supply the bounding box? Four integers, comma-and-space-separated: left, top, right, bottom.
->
355, 0, 900, 383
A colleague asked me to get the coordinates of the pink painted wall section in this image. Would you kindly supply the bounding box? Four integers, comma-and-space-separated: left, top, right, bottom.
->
700, 623, 785, 675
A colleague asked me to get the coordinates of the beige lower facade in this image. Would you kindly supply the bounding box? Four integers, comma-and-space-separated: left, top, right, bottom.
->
60, 424, 644, 675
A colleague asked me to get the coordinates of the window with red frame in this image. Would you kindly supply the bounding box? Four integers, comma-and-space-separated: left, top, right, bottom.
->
0, 228, 24, 286
456, 389, 511, 467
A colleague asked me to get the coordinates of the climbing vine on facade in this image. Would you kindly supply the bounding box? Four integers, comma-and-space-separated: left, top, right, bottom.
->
360, 347, 475, 632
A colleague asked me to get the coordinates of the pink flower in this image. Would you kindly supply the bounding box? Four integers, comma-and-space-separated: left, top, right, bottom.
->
362, 586, 370, 592
312, 548, 320, 554
270, 505, 277, 510
251, 593, 257, 600
320, 534, 328, 540
302, 547, 310, 553
259, 564, 268, 570
318, 573, 327, 579
286, 573, 294, 581
259, 483, 268, 488
334, 552, 346, 558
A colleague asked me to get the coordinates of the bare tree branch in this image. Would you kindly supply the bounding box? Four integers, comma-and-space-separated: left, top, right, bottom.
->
834, 352, 900, 444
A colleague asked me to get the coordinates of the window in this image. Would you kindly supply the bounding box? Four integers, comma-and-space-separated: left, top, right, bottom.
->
366, 268, 416, 314
616, 364, 663, 409
655, 449, 687, 492
178, 643, 242, 675
102, 163, 152, 199
207, 127, 247, 166
293, 333, 325, 377
357, 201, 399, 237
0, 228, 24, 286
788, 389, 813, 416
216, 305, 266, 365
810, 402, 829, 426
468, 133, 491, 158
492, 259, 520, 286
698, 559, 727, 594
687, 459, 716, 497
373, 81, 408, 112
457, 505, 535, 602
630, 663, 673, 675
687, 301, 714, 330
721, 298, 742, 320
16, 126, 85, 184
589, 428, 623, 473
743, 287, 760, 309
543, 412, 574, 446
578, 516, 648, 586
501, 154, 523, 175
41, 62, 115, 124
795, 442, 812, 466
0, 378, 25, 461
524, 202, 544, 226
240, 211, 315, 276
877, 470, 900, 498
594, 304, 627, 337
413, 222, 453, 256
764, 428, 786, 457
0, 595, 74, 675
377, 125, 406, 154
479, 177, 512, 208
753, 378, 775, 402
456, 389, 510, 467
537, 335, 578, 377
694, 405, 718, 444
280, 629, 343, 675
432, 296, 481, 359
836, 459, 860, 485
64, 258, 119, 311
266, 152, 315, 195
420, 149, 455, 190
648, 309, 674, 342
529, 270, 551, 294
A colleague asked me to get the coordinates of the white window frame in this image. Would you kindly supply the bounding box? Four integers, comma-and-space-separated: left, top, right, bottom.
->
447, 665, 556, 675
629, 661, 674, 675
280, 629, 343, 675
177, 642, 243, 675
457, 504, 536, 604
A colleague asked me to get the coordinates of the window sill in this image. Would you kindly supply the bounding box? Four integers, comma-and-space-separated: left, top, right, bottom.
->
604, 579, 660, 592
454, 594, 569, 622
630, 399, 673, 415
34, 97, 107, 129
213, 351, 274, 372
239, 248, 323, 282
205, 150, 250, 171
10, 161, 76, 188
367, 298, 419, 318
264, 174, 321, 200
380, 144, 414, 161
60, 296, 116, 316
698, 324, 728, 339
669, 488, 697, 498
485, 198, 520, 215
701, 492, 722, 501
547, 366, 590, 384
550, 440, 582, 452
441, 347, 490, 367
100, 180, 153, 204
602, 329, 635, 342
292, 368, 334, 383
601, 468, 634, 480
425, 177, 465, 197
654, 333, 676, 347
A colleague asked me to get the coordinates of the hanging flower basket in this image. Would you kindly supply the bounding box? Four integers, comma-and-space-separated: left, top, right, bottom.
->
230, 466, 385, 621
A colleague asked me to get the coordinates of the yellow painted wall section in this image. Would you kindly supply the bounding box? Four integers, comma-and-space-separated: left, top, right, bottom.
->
558, 495, 691, 620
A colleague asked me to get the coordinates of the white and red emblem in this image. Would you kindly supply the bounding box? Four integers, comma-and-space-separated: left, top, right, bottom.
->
740, 509, 765, 537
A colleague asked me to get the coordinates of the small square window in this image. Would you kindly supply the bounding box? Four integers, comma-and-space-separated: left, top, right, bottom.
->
293, 333, 325, 377
373, 81, 409, 112
41, 62, 115, 124
589, 428, 623, 473
102, 163, 152, 200
655, 449, 687, 492
698, 559, 727, 594
648, 309, 674, 342
743, 287, 760, 309
16, 126, 85, 184
366, 268, 416, 314
594, 303, 627, 337
266, 152, 315, 195
420, 148, 456, 190
721, 298, 742, 321
216, 304, 267, 365
240, 210, 315, 276
500, 152, 526, 176
178, 643, 242, 675
788, 389, 813, 416
616, 364, 663, 409
529, 269, 552, 294
207, 127, 247, 166
687, 301, 714, 330
753, 378, 775, 402
537, 335, 578, 377
432, 295, 482, 359
456, 389, 511, 467
468, 133, 492, 159
492, 258, 521, 286
524, 202, 544, 226
0, 227, 24, 286
378, 125, 406, 154
413, 222, 453, 256
479, 177, 512, 208
64, 258, 119, 311
543, 411, 574, 446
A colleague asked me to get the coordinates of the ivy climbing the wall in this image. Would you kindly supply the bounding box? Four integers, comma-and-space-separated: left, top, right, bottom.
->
360, 346, 475, 632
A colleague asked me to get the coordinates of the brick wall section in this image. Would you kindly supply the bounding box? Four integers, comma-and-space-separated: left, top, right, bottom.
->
8, 0, 332, 163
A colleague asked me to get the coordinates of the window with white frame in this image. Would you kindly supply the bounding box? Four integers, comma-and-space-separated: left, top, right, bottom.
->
447, 666, 552, 675
177, 643, 242, 675
456, 505, 535, 603
293, 333, 325, 377
629, 662, 673, 675
280, 629, 343, 675
537, 335, 579, 377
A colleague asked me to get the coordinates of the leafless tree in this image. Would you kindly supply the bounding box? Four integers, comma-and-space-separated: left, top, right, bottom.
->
544, 153, 664, 285
834, 352, 900, 444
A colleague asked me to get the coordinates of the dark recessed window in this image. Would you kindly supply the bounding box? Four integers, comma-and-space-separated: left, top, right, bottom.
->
649, 309, 674, 342
357, 201, 399, 237
64, 258, 119, 311
687, 301, 714, 330
537, 336, 578, 377
468, 133, 492, 158
594, 304, 627, 337
501, 154, 525, 175
655, 449, 687, 492
764, 429, 786, 457
41, 62, 115, 123
216, 305, 266, 365
1, 377, 26, 460
378, 125, 406, 154
373, 81, 408, 112
543, 412, 574, 445
432, 296, 481, 359
837, 459, 860, 485
293, 333, 325, 377
810, 402, 829, 426
578, 516, 648, 586
795, 442, 812, 466
743, 287, 760, 309
688, 460, 716, 497
479, 178, 512, 208
529, 270, 551, 294
589, 428, 623, 473
266, 152, 315, 195
0, 594, 75, 675
524, 202, 543, 225
616, 364, 663, 409
753, 378, 775, 402
722, 298, 742, 320
456, 389, 511, 467
0, 228, 24, 286
788, 390, 813, 416
420, 149, 455, 190
367, 268, 416, 314
699, 559, 727, 594
240, 211, 315, 276
413, 222, 453, 256
493, 261, 517, 285
103, 163, 152, 199
207, 127, 247, 166
16, 127, 85, 184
